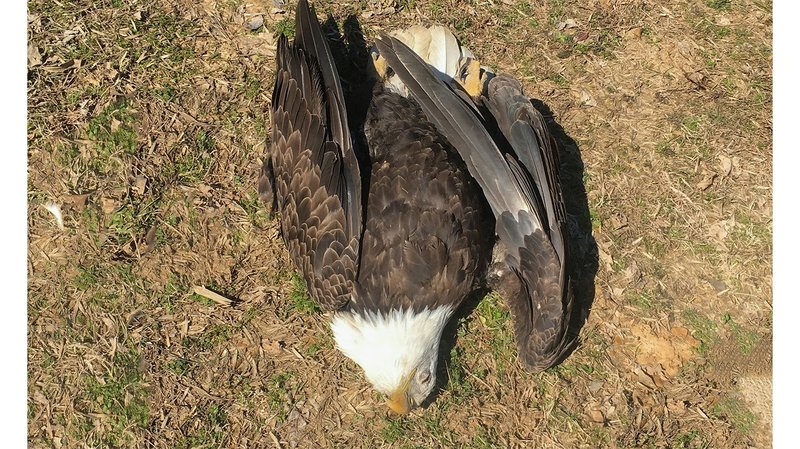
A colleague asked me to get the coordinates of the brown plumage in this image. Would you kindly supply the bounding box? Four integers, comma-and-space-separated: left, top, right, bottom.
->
375, 35, 576, 371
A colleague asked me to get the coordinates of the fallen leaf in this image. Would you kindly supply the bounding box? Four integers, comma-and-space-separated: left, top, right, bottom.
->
63, 193, 89, 212
707, 278, 729, 293
134, 176, 147, 195
237, 34, 276, 57
685, 71, 708, 89
579, 90, 597, 107
101, 197, 116, 214
706, 217, 735, 240
696, 171, 716, 190
28, 44, 43, 68
263, 339, 283, 357
715, 16, 732, 26
587, 408, 605, 423
625, 27, 642, 39
718, 154, 733, 177
671, 326, 689, 338
143, 226, 157, 253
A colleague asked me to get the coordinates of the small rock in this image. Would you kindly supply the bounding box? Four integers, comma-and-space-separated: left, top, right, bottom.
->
244, 15, 264, 31
707, 278, 729, 293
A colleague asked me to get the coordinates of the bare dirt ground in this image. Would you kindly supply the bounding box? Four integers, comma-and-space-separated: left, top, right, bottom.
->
27, 0, 772, 447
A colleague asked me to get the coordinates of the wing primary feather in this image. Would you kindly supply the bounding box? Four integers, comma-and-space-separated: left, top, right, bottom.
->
294, 0, 362, 241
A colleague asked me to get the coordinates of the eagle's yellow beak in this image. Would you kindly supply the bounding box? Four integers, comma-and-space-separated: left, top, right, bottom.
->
387, 387, 411, 415
386, 370, 415, 415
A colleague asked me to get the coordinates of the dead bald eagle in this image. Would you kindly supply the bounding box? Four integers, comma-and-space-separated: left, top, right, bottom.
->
259, 0, 575, 414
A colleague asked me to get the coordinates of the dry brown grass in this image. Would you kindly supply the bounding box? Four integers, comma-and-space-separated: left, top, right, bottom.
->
28, 0, 772, 448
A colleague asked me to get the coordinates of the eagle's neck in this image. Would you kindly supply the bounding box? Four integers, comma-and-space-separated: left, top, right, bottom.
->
330, 306, 454, 394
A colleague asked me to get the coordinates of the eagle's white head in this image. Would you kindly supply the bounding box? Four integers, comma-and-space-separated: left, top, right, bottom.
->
330, 306, 455, 414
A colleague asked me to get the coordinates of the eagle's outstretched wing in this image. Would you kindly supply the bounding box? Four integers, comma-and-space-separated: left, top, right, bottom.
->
375, 35, 574, 371
259, 0, 362, 310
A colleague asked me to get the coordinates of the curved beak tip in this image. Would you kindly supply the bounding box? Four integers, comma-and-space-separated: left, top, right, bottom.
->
386, 391, 411, 415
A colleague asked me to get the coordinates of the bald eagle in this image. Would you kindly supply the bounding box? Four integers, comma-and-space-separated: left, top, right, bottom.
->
259, 0, 574, 414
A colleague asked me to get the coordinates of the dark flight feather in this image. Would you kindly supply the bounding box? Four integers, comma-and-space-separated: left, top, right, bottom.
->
260, 4, 361, 310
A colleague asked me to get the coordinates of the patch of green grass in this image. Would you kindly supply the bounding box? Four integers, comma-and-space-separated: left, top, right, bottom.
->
274, 17, 296, 38
555, 361, 594, 379
166, 357, 191, 376
381, 416, 408, 443
706, 0, 731, 10
682, 309, 718, 353
452, 16, 473, 33
628, 291, 654, 311
673, 430, 706, 448
427, 0, 445, 18
81, 347, 149, 447
87, 100, 138, 168
185, 324, 232, 351
681, 115, 701, 134
548, 72, 570, 87
109, 205, 137, 238
74, 265, 100, 290
553, 31, 573, 45
445, 345, 474, 402
238, 190, 271, 228
178, 404, 227, 448
266, 371, 295, 423
574, 30, 620, 59
721, 313, 760, 355
189, 291, 215, 307
467, 425, 500, 449
289, 273, 319, 315
477, 292, 515, 374
154, 85, 178, 103
243, 76, 262, 100
168, 135, 213, 185
710, 396, 757, 433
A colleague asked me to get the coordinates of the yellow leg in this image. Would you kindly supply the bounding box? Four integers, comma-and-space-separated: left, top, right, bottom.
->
372, 53, 389, 79
461, 59, 484, 97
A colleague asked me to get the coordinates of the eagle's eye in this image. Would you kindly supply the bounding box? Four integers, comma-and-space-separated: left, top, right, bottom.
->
417, 369, 432, 385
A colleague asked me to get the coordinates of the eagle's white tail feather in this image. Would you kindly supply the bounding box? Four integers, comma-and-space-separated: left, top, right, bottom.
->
389, 25, 465, 81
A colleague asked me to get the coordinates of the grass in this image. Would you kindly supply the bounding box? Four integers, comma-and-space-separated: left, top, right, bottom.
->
682, 309, 719, 354
711, 396, 757, 433
274, 17, 296, 38
178, 404, 227, 448
288, 272, 319, 315
79, 348, 149, 447
266, 371, 295, 424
